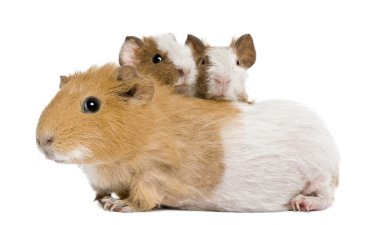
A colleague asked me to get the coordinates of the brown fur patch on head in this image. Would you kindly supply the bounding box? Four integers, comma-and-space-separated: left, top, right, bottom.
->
231, 34, 256, 68
185, 34, 207, 60
119, 36, 182, 86
185, 34, 211, 98
194, 54, 211, 98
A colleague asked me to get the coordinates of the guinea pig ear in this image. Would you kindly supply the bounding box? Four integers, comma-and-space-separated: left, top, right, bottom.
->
116, 66, 139, 81
116, 66, 154, 104
59, 75, 70, 88
125, 79, 154, 104
185, 34, 206, 59
119, 36, 144, 67
231, 34, 256, 68
168, 33, 177, 41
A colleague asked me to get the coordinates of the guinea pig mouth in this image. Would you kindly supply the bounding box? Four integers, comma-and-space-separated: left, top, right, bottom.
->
175, 83, 187, 88
211, 95, 229, 101
39, 148, 69, 164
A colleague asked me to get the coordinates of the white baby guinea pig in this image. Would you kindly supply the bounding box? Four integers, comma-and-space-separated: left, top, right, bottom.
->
186, 34, 256, 102
119, 34, 197, 96
36, 64, 339, 213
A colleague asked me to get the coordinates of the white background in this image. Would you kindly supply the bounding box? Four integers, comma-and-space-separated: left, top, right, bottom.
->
0, 0, 379, 224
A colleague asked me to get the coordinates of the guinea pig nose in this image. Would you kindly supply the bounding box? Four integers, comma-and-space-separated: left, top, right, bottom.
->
37, 135, 55, 147
214, 78, 231, 86
183, 68, 190, 76
178, 69, 184, 76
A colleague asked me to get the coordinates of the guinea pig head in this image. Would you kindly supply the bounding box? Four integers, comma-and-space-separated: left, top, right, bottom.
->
36, 64, 155, 164
119, 34, 197, 94
186, 34, 256, 101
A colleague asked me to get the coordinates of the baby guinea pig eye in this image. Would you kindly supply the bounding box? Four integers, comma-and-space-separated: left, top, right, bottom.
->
152, 54, 163, 64
83, 96, 101, 113
236, 60, 240, 66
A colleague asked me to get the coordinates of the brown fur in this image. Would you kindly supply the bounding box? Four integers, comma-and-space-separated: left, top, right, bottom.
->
194, 55, 211, 99
36, 64, 240, 211
185, 34, 207, 60
230, 34, 256, 68
185, 35, 211, 99
119, 36, 182, 87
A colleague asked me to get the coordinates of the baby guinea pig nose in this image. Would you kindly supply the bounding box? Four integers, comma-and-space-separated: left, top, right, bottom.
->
177, 68, 191, 77
214, 77, 231, 86
178, 69, 184, 76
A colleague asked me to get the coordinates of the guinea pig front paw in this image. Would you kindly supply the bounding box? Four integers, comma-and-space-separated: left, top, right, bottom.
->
99, 196, 133, 213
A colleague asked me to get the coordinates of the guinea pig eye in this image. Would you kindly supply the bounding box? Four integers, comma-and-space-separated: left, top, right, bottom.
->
83, 97, 100, 113
201, 59, 205, 65
236, 60, 240, 66
152, 54, 163, 64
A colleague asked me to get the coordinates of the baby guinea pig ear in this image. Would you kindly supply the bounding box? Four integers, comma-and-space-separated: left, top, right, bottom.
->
119, 36, 145, 66
167, 33, 177, 41
59, 75, 70, 88
185, 34, 206, 59
231, 34, 256, 68
116, 66, 155, 104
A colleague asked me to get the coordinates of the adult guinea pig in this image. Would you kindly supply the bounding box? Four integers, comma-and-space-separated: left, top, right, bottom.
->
36, 63, 339, 212
186, 34, 256, 103
119, 34, 197, 96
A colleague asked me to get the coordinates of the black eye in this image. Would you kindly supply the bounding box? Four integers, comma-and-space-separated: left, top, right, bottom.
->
152, 54, 163, 64
201, 59, 205, 65
83, 97, 100, 113
236, 60, 240, 66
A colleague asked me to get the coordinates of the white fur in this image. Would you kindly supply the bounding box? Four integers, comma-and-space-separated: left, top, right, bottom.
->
55, 145, 92, 162
153, 34, 198, 91
178, 100, 339, 212
81, 165, 98, 185
206, 47, 248, 100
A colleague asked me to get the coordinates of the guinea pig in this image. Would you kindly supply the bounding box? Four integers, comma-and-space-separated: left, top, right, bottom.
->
36, 63, 339, 213
185, 34, 256, 103
119, 34, 197, 96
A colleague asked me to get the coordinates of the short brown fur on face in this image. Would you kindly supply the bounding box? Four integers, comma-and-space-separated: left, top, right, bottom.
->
185, 35, 211, 99
185, 34, 207, 60
119, 36, 182, 86
37, 64, 240, 211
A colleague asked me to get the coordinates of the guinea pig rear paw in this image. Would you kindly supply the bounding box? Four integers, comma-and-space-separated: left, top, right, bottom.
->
291, 194, 316, 212
99, 196, 133, 213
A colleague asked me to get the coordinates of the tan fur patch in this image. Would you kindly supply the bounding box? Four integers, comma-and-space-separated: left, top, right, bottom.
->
332, 176, 339, 187
37, 64, 240, 211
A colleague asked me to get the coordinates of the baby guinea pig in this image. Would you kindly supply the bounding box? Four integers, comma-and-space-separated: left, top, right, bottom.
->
119, 34, 197, 96
185, 34, 256, 103
36, 63, 339, 213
